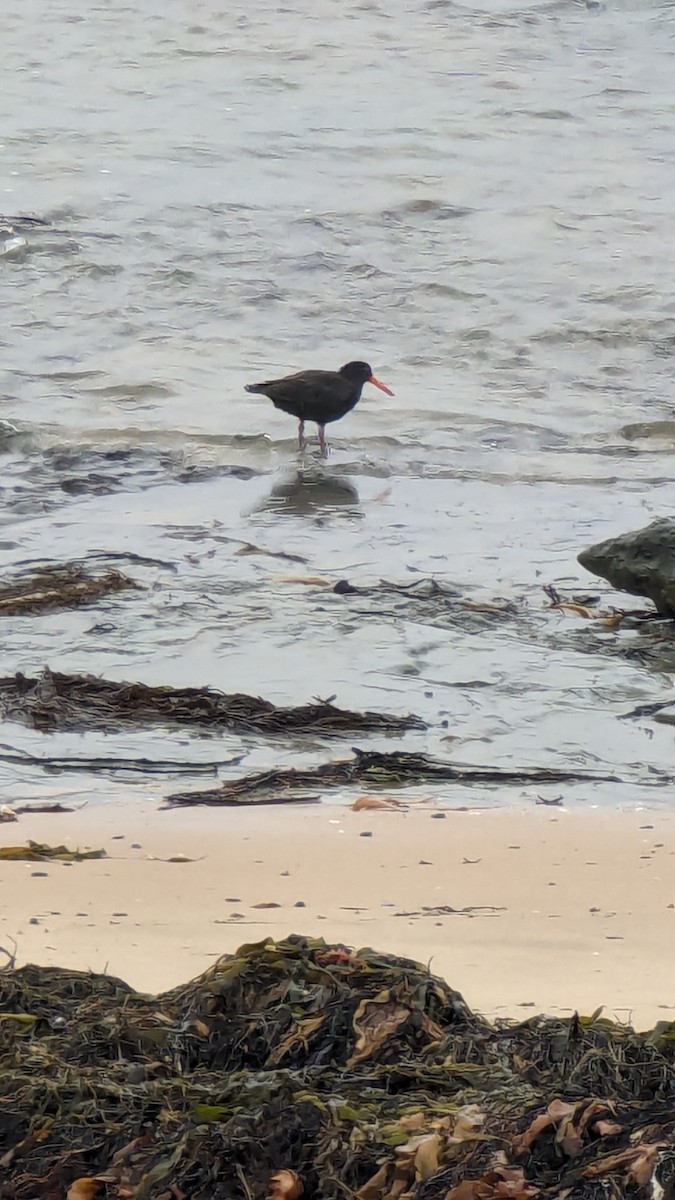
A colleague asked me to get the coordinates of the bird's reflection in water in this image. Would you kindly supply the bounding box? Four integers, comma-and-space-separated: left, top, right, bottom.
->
256, 469, 361, 519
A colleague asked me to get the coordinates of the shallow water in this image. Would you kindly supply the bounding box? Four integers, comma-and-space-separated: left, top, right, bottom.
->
2, 0, 675, 808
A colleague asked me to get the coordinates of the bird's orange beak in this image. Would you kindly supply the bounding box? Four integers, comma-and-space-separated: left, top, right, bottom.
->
369, 375, 394, 396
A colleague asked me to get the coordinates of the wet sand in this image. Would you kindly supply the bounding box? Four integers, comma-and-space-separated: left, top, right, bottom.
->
2, 801, 674, 1030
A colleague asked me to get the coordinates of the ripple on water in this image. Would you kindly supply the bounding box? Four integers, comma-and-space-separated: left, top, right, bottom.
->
2, 0, 675, 806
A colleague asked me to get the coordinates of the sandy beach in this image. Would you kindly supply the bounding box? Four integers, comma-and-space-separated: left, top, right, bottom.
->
1, 799, 673, 1030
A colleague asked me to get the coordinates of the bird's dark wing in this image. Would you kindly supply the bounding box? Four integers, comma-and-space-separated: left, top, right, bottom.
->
245, 370, 351, 421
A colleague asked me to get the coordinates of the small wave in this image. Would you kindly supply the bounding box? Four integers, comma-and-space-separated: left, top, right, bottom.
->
345, 263, 389, 279
292, 252, 344, 272
34, 369, 104, 383
73, 261, 124, 279
533, 319, 675, 348
79, 382, 176, 401
524, 108, 576, 119
382, 199, 473, 222
240, 284, 288, 305
419, 282, 482, 299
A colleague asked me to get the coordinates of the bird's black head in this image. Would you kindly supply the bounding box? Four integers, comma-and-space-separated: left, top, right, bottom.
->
339, 361, 373, 384
339, 360, 395, 397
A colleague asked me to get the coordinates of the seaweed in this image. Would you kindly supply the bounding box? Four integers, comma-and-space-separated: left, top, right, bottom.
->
0, 745, 245, 776
0, 563, 138, 615
0, 841, 106, 862
164, 748, 623, 807
0, 669, 423, 737
0, 937, 673, 1200
333, 577, 521, 634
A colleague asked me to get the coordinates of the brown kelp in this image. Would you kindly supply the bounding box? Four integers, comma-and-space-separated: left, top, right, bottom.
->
164, 748, 622, 806
0, 669, 423, 736
0, 562, 138, 615
0, 936, 673, 1200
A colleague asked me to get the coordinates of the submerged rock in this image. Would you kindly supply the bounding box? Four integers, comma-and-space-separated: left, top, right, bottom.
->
578, 518, 675, 616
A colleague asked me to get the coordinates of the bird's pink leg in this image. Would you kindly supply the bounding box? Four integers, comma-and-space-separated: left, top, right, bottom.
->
298, 421, 307, 451
318, 425, 328, 457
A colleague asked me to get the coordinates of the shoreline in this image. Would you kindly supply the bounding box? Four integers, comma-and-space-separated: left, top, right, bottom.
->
1, 801, 674, 1029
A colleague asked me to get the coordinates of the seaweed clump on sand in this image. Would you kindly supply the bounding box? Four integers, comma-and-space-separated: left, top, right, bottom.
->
0, 936, 674, 1200
164, 748, 621, 807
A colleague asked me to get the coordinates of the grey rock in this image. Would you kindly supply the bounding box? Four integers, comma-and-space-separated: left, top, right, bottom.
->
578, 518, 675, 617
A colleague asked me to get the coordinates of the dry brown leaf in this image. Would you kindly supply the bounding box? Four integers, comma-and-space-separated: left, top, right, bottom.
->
356, 1163, 389, 1200
447, 1168, 538, 1200
445, 1181, 492, 1200
558, 1099, 618, 1158
593, 1119, 622, 1137
512, 1114, 553, 1155
548, 1099, 577, 1121
557, 1114, 582, 1159
501, 1167, 538, 1194
413, 1133, 441, 1181
582, 1144, 663, 1179
266, 1015, 325, 1066
348, 989, 411, 1066
398, 1112, 426, 1132
389, 1178, 413, 1200
601, 612, 627, 629
626, 1143, 664, 1188
268, 1169, 303, 1200
513, 1100, 575, 1155
421, 1012, 446, 1042
434, 1115, 453, 1135
351, 795, 403, 812
558, 603, 595, 618
579, 1141, 666, 1187
315, 948, 365, 967
577, 1099, 616, 1138
67, 1180, 101, 1200
384, 1152, 418, 1200
111, 1130, 154, 1165
451, 1106, 485, 1142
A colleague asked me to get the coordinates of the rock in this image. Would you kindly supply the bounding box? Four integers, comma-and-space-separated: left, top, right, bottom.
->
578, 519, 675, 617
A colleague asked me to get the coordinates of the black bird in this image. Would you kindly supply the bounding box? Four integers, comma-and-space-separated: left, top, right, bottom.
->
245, 360, 394, 455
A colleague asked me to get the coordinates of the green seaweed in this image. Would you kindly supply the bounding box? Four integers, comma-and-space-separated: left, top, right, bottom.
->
0, 937, 672, 1200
